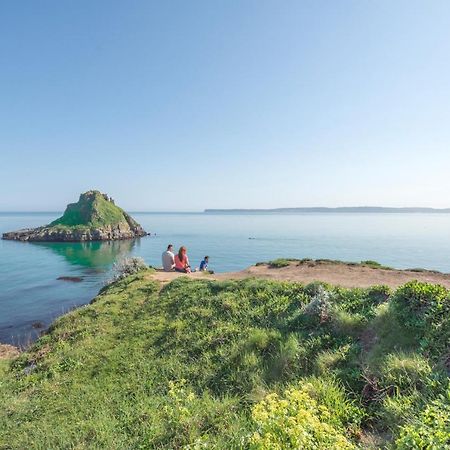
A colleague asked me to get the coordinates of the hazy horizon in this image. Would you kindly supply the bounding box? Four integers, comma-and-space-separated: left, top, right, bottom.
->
2, 205, 450, 214
1, 1, 450, 210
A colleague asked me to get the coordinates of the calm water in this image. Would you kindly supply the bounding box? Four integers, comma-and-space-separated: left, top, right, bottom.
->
1, 212, 450, 345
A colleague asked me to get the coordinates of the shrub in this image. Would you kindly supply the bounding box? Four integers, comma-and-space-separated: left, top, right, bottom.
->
333, 286, 386, 318
267, 258, 294, 268
366, 285, 391, 305
265, 334, 301, 381
394, 383, 450, 449
107, 257, 148, 283
304, 281, 331, 297
379, 353, 432, 394
361, 260, 392, 270
249, 382, 357, 449
303, 285, 332, 323
331, 309, 366, 337
316, 348, 348, 374
301, 376, 364, 429
391, 281, 450, 358
151, 379, 247, 448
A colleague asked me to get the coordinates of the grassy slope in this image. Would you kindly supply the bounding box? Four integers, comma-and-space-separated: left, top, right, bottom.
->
0, 271, 449, 449
50, 192, 126, 229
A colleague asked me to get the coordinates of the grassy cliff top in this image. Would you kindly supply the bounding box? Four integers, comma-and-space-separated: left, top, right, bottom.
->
50, 190, 128, 228
1, 270, 449, 448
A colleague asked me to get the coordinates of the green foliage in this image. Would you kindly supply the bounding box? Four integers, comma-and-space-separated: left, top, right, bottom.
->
304, 280, 332, 297
331, 310, 366, 340
333, 285, 389, 319
361, 260, 393, 270
392, 281, 450, 359
378, 353, 432, 394
394, 383, 450, 449
50, 190, 127, 228
365, 303, 419, 369
107, 256, 148, 283
266, 258, 296, 268
249, 378, 357, 449
1, 272, 449, 449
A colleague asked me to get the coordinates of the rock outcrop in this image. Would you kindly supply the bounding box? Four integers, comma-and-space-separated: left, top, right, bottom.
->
2, 191, 147, 242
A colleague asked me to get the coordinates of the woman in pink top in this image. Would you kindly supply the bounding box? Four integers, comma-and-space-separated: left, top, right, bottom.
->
174, 246, 191, 273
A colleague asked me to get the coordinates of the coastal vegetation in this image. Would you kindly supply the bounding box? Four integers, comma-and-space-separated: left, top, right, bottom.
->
0, 268, 449, 448
260, 258, 395, 270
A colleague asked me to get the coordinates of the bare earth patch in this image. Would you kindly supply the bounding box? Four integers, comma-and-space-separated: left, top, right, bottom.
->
147, 260, 450, 289
0, 344, 20, 360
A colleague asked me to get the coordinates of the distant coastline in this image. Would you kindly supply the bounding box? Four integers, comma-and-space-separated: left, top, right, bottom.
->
204, 207, 450, 214
3, 207, 450, 215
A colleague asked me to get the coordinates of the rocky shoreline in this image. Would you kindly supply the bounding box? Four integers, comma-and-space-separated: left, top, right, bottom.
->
2, 218, 147, 242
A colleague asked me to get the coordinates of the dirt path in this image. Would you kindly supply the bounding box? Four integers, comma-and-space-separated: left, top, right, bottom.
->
147, 260, 450, 289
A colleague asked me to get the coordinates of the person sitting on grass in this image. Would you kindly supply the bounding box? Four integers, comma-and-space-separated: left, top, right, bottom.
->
161, 244, 175, 271
174, 246, 191, 273
199, 256, 209, 271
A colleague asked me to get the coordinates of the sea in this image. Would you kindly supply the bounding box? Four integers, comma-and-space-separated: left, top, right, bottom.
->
1, 211, 450, 346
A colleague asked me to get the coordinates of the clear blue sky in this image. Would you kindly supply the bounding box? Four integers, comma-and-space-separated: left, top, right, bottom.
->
1, 0, 449, 211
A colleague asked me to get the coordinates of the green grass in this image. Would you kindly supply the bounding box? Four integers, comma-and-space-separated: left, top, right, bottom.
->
0, 272, 449, 448
50, 191, 127, 228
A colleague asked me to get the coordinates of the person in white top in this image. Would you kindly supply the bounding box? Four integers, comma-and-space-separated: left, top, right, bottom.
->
161, 244, 175, 271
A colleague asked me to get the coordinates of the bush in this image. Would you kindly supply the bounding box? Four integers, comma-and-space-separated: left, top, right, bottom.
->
302, 285, 332, 323
394, 383, 450, 449
366, 285, 391, 305
331, 309, 366, 337
153, 379, 246, 448
392, 281, 450, 359
249, 378, 358, 449
301, 376, 364, 429
304, 281, 331, 297
107, 257, 148, 283
378, 391, 424, 433
379, 352, 432, 394
267, 258, 294, 268
333, 286, 386, 319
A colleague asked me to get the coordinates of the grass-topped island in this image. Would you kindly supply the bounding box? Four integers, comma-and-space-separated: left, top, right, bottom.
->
1, 260, 449, 449
2, 190, 147, 242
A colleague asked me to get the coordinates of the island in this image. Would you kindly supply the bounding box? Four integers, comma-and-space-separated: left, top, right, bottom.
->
2, 190, 147, 241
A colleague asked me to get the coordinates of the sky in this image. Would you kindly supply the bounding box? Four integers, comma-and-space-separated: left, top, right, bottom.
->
1, 0, 450, 211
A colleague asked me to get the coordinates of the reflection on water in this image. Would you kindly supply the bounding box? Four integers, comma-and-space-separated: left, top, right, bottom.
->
0, 236, 141, 346
30, 239, 138, 268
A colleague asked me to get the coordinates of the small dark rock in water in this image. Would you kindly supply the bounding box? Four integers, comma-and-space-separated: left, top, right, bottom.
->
57, 276, 83, 282
32, 321, 45, 329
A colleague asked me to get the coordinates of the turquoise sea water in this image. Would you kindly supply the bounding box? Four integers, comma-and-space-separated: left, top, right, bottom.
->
1, 212, 450, 345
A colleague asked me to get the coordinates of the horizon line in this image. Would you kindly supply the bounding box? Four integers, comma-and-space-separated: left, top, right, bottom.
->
2, 205, 450, 214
